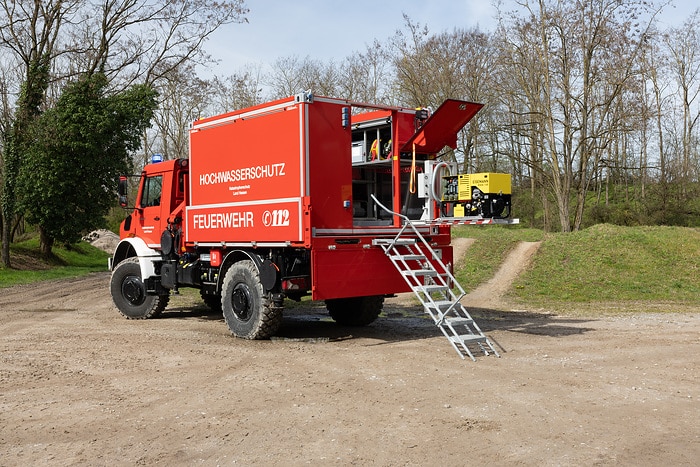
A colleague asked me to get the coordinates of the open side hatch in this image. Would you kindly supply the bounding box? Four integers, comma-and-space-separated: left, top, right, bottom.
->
400, 100, 484, 154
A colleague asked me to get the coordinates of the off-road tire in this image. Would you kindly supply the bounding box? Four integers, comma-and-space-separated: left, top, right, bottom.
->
326, 295, 384, 326
111, 257, 169, 319
200, 290, 222, 312
221, 260, 282, 339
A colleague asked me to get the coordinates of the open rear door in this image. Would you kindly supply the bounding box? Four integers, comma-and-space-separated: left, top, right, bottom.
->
400, 100, 483, 154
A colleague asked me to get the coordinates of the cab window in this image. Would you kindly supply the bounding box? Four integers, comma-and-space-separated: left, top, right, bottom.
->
140, 175, 163, 208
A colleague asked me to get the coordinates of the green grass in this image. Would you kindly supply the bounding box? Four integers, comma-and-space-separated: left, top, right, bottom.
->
511, 224, 700, 305
0, 238, 109, 288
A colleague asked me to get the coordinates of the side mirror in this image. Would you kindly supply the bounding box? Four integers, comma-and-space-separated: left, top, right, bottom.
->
118, 176, 128, 208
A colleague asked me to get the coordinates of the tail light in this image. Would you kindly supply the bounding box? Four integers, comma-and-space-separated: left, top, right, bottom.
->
282, 277, 309, 291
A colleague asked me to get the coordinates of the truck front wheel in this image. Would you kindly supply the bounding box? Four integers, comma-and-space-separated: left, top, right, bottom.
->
326, 295, 384, 326
221, 260, 282, 339
110, 257, 169, 319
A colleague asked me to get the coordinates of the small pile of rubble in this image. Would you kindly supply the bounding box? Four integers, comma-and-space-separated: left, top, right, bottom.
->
83, 229, 120, 253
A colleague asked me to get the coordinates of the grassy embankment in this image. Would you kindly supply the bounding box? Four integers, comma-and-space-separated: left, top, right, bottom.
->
0, 237, 109, 288
454, 224, 700, 310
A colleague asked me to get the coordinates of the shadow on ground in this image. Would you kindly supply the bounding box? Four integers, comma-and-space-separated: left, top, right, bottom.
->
468, 307, 597, 337
159, 301, 597, 348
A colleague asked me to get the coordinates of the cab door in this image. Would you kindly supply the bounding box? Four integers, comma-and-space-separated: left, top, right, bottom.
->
135, 173, 167, 249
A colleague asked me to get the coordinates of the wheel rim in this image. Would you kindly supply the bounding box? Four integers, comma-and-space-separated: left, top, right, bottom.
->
231, 283, 253, 322
122, 275, 146, 306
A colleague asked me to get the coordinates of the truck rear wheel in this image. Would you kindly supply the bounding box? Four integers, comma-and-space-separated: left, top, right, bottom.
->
325, 295, 383, 326
221, 260, 282, 339
110, 257, 169, 319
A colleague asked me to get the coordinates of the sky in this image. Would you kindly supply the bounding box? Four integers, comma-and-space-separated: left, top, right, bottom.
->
206, 0, 498, 76
205, 0, 697, 78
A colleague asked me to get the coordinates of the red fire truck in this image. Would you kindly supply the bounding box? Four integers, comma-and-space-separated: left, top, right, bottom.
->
110, 93, 514, 359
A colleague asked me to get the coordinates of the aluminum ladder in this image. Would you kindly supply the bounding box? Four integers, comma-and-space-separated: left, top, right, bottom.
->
370, 195, 499, 361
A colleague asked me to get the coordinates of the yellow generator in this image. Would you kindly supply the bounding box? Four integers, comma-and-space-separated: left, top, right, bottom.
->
444, 172, 512, 219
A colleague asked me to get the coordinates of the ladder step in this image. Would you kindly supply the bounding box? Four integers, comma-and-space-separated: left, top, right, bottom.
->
443, 316, 474, 326
390, 254, 426, 261
418, 284, 448, 294
425, 301, 458, 315
429, 300, 456, 311
373, 238, 417, 246
449, 334, 488, 345
402, 269, 438, 277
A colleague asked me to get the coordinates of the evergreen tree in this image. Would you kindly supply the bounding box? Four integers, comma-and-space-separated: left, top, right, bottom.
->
18, 74, 157, 257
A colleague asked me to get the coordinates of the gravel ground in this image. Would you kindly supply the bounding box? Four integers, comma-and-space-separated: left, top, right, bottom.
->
0, 238, 698, 465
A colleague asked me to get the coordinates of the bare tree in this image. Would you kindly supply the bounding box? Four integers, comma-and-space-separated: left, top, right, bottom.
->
0, 0, 248, 266
67, 0, 248, 86
0, 0, 75, 267
663, 9, 700, 191
145, 64, 213, 166
496, 0, 661, 232
267, 55, 341, 99
391, 16, 499, 172
211, 64, 265, 113
337, 40, 392, 104
389, 15, 432, 106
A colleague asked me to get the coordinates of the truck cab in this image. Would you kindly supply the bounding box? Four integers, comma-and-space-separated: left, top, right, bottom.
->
117, 158, 188, 251
119, 158, 188, 248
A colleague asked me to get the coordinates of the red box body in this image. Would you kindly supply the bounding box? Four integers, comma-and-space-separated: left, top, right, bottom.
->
182, 96, 474, 300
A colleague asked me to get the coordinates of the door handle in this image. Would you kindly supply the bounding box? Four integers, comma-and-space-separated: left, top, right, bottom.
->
154, 217, 160, 221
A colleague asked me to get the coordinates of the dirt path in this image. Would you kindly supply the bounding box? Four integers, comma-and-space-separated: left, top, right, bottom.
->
463, 240, 541, 308
1, 249, 699, 465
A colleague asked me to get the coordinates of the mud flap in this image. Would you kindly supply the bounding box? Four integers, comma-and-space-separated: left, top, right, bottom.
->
260, 259, 278, 291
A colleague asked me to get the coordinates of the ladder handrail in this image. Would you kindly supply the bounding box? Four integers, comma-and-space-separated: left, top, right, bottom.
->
371, 194, 500, 360
370, 194, 467, 299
